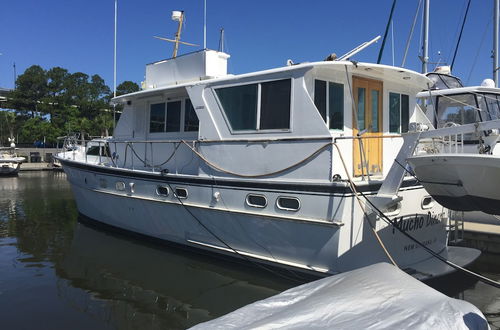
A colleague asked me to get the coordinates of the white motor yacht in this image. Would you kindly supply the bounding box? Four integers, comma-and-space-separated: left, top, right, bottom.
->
55, 21, 480, 279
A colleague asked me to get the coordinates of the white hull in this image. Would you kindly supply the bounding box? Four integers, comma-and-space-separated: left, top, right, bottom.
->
61, 158, 478, 278
408, 154, 500, 215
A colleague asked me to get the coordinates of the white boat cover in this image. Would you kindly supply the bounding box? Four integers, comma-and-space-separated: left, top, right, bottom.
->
190, 263, 489, 330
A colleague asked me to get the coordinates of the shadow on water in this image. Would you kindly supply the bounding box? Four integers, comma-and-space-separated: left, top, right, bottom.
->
1, 171, 500, 329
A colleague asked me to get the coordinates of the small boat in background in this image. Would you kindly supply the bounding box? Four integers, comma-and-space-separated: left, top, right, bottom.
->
0, 147, 25, 176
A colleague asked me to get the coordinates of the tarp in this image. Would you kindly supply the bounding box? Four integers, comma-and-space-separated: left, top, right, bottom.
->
190, 263, 489, 330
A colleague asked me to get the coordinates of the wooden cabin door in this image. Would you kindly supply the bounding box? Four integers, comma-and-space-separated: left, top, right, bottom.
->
352, 76, 383, 177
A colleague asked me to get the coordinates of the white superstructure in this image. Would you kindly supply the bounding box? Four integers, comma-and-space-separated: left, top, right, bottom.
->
56, 49, 479, 279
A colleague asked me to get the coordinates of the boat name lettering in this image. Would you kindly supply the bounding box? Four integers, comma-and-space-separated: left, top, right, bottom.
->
393, 212, 439, 234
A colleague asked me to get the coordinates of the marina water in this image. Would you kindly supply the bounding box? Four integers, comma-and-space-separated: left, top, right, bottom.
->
1, 172, 499, 329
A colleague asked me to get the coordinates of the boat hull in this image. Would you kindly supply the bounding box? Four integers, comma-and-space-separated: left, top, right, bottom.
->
0, 161, 21, 176
407, 154, 500, 215
60, 158, 479, 279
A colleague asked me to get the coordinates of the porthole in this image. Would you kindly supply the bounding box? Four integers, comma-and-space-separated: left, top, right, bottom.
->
276, 196, 300, 211
385, 202, 401, 216
175, 187, 188, 199
156, 185, 170, 197
246, 194, 267, 208
422, 196, 434, 209
115, 181, 126, 191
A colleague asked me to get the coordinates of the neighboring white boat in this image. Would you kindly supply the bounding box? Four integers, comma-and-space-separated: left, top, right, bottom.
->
0, 147, 25, 176
408, 68, 500, 218
190, 263, 488, 330
55, 16, 480, 279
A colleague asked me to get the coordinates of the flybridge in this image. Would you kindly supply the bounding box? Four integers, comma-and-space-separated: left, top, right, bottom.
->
143, 50, 230, 89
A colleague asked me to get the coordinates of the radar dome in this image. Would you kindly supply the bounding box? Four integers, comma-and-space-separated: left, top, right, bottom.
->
481, 78, 495, 87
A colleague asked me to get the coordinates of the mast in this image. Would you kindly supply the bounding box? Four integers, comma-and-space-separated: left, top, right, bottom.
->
172, 11, 185, 58
494, 0, 499, 87
422, 0, 430, 73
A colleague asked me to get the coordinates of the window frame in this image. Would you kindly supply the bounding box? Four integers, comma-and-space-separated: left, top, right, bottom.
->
313, 79, 345, 131
148, 97, 199, 136
434, 92, 482, 128
388, 91, 410, 134
213, 78, 293, 134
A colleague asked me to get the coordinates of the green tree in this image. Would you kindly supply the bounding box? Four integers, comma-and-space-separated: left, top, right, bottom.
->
116, 81, 140, 96
7, 65, 48, 118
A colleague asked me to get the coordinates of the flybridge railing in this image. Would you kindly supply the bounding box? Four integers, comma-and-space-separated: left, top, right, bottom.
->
413, 120, 500, 156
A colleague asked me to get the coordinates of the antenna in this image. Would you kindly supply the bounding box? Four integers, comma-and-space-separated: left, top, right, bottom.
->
154, 11, 199, 58
204, 0, 207, 49
218, 28, 225, 52
336, 36, 381, 61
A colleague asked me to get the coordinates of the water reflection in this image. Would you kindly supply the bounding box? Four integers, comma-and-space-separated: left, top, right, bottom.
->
0, 172, 499, 329
0, 172, 293, 329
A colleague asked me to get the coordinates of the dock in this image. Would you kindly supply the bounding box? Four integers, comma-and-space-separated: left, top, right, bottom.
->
460, 222, 500, 254
20, 162, 60, 171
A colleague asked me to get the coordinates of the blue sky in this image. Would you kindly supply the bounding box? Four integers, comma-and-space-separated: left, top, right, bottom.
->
0, 0, 496, 90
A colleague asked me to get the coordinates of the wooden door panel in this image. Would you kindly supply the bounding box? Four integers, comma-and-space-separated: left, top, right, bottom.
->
352, 76, 383, 177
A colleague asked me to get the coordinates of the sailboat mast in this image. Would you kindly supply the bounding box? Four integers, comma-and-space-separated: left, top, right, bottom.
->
494, 0, 499, 87
422, 0, 430, 73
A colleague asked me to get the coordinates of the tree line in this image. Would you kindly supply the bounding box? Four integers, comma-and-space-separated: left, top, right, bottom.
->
0, 65, 139, 147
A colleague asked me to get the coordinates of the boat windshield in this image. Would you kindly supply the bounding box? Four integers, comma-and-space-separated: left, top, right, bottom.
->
436, 93, 480, 128
427, 73, 463, 90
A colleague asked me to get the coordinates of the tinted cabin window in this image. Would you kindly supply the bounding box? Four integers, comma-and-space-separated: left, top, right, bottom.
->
216, 79, 291, 132
401, 94, 409, 132
314, 80, 344, 130
329, 82, 344, 130
357, 88, 366, 131
216, 84, 258, 130
389, 93, 401, 133
314, 80, 327, 122
389, 93, 410, 133
260, 79, 291, 130
150, 103, 166, 132
166, 101, 181, 132
184, 99, 199, 131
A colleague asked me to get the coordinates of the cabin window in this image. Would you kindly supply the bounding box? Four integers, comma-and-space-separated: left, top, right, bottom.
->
276, 196, 300, 211
166, 101, 181, 132
215, 79, 291, 132
389, 93, 410, 133
216, 84, 258, 130
150, 103, 166, 132
246, 194, 267, 208
86, 144, 111, 157
314, 80, 344, 130
149, 99, 198, 134
484, 93, 500, 120
435, 93, 480, 128
184, 99, 199, 131
260, 79, 291, 129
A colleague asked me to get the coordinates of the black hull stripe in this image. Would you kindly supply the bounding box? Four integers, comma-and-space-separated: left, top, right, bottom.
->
59, 158, 421, 194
